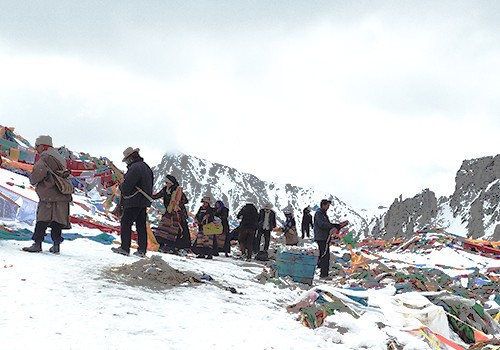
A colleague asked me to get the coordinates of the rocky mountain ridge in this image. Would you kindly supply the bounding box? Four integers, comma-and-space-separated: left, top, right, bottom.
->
152, 152, 499, 241
151, 153, 370, 236
371, 155, 500, 240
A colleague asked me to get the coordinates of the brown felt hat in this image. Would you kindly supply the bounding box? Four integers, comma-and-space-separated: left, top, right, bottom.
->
122, 147, 140, 161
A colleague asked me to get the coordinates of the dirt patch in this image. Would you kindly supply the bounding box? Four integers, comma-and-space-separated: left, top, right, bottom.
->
102, 255, 201, 290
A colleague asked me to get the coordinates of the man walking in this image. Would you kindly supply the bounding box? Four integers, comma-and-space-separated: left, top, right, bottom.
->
111, 147, 153, 258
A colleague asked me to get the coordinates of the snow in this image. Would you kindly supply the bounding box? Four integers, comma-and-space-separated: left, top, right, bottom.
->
1, 171, 499, 349
436, 201, 468, 237
3, 227, 498, 350
1, 238, 321, 350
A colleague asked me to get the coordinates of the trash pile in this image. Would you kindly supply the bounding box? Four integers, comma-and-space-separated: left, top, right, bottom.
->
103, 255, 201, 290
287, 286, 500, 348
265, 228, 500, 348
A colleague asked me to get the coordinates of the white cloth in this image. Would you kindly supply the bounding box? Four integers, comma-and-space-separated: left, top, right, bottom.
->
263, 209, 271, 230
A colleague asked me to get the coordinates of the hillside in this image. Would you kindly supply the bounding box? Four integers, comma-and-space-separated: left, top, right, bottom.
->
152, 153, 370, 236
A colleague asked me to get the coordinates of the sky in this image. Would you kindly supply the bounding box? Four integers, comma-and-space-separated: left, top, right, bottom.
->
1, 0, 499, 211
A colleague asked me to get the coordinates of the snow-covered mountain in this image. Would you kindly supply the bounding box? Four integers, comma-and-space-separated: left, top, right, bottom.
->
370, 155, 500, 240
151, 153, 370, 236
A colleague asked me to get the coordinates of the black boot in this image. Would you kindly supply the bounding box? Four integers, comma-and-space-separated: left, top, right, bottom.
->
49, 243, 60, 254
22, 242, 42, 253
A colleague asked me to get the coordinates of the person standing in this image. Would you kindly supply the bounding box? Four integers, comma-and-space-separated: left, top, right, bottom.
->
237, 198, 259, 261
111, 147, 153, 258
282, 209, 299, 246
314, 199, 343, 278
214, 200, 231, 257
301, 205, 314, 239
23, 135, 72, 254
194, 196, 216, 259
256, 202, 276, 253
152, 174, 189, 253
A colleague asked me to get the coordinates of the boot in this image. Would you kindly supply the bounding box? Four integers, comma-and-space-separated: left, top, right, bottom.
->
22, 242, 42, 253
49, 243, 60, 254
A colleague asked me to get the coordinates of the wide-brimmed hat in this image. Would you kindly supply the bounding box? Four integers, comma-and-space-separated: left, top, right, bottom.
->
35, 135, 53, 147
122, 147, 140, 161
245, 197, 255, 204
263, 202, 273, 210
201, 196, 211, 204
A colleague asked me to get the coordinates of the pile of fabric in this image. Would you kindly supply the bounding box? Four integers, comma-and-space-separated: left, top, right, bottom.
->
287, 286, 500, 349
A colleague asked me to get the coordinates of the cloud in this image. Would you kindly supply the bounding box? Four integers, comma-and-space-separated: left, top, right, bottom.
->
1, 1, 499, 210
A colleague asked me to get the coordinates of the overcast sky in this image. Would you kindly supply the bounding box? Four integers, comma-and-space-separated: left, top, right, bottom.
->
1, 1, 499, 210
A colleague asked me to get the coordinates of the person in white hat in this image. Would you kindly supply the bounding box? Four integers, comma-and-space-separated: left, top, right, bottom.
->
22, 135, 72, 254
111, 147, 153, 258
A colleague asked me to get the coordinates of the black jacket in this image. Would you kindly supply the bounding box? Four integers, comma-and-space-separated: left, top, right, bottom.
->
120, 157, 153, 208
283, 216, 296, 232
258, 209, 276, 231
215, 206, 230, 234
152, 185, 189, 218
196, 205, 215, 231
301, 208, 314, 229
237, 204, 259, 230
313, 209, 341, 241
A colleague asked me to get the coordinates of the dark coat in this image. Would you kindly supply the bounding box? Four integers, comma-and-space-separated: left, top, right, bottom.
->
195, 205, 215, 231
302, 208, 314, 229
283, 215, 296, 232
258, 209, 276, 230
313, 209, 341, 241
152, 185, 189, 219
214, 206, 230, 234
120, 157, 153, 209
237, 204, 259, 230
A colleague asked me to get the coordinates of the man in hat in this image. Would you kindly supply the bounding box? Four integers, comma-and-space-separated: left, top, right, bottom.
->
301, 205, 314, 239
314, 199, 343, 278
23, 135, 72, 254
236, 198, 259, 260
111, 147, 153, 258
256, 202, 276, 254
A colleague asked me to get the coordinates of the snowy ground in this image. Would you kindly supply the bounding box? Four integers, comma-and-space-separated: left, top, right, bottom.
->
1, 236, 332, 350
5, 235, 499, 350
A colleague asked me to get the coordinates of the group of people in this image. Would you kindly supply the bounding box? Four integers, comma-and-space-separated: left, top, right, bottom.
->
23, 138, 346, 278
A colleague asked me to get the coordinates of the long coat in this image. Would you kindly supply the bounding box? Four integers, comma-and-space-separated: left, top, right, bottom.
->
237, 204, 259, 229
301, 208, 314, 229
152, 185, 189, 220
214, 206, 230, 235
152, 185, 191, 248
30, 149, 72, 228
